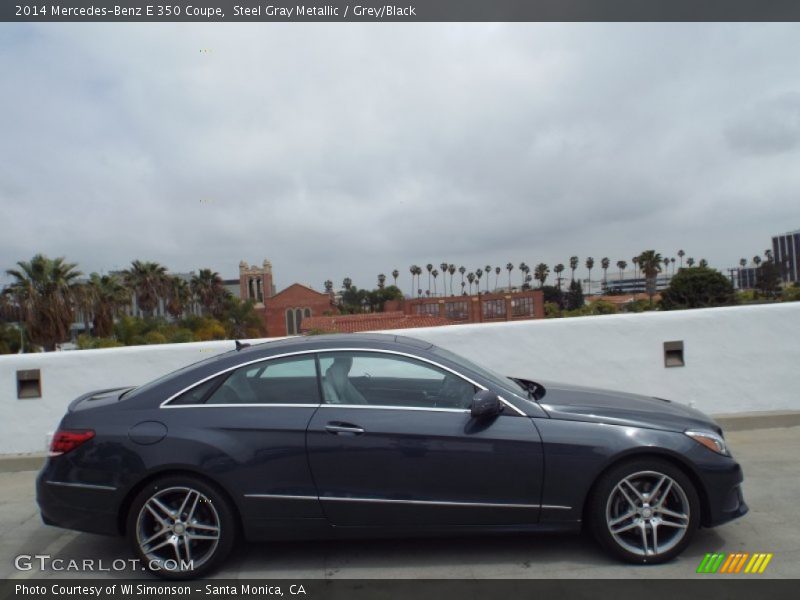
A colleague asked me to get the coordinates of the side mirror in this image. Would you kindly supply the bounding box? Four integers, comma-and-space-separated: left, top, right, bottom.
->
471, 390, 504, 419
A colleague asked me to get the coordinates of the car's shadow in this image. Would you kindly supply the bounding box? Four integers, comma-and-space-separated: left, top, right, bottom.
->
36, 528, 728, 579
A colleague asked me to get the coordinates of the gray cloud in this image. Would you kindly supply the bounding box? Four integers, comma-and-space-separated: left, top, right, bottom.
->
1, 23, 800, 291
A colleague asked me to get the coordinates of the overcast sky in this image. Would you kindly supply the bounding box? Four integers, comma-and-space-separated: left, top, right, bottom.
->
2, 23, 799, 293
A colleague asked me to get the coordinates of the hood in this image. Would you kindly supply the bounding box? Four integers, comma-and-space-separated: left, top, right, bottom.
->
536, 381, 721, 434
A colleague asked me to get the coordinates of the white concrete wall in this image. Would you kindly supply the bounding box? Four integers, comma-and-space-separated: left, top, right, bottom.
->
1, 303, 798, 455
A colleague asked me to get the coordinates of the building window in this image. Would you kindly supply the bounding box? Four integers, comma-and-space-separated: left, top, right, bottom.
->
286, 309, 295, 335
445, 301, 469, 320
511, 297, 533, 317
295, 308, 303, 334
304, 308, 311, 318
414, 303, 440, 316
482, 299, 506, 319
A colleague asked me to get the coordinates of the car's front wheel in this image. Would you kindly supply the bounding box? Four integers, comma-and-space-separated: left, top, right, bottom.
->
127, 475, 236, 579
589, 458, 700, 564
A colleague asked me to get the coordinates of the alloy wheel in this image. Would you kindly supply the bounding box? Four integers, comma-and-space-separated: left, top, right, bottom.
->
135, 486, 221, 572
605, 470, 691, 557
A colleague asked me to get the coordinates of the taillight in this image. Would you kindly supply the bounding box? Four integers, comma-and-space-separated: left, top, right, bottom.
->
49, 429, 95, 457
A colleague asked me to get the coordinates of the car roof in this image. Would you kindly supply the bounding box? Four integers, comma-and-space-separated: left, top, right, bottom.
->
236, 333, 434, 358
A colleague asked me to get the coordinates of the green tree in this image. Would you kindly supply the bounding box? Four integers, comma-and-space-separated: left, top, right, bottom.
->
221, 297, 265, 338
534, 263, 549, 288
660, 267, 737, 310
165, 276, 191, 320
569, 256, 579, 281
756, 261, 782, 299
636, 250, 663, 307
601, 257, 610, 285
86, 273, 130, 338
585, 257, 594, 291
616, 260, 627, 281
566, 279, 585, 311
5, 254, 82, 351
553, 263, 565, 289
123, 260, 168, 318
377, 273, 386, 289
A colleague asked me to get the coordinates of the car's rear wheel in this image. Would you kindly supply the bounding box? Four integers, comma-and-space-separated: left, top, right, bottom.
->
589, 458, 700, 564
127, 475, 236, 579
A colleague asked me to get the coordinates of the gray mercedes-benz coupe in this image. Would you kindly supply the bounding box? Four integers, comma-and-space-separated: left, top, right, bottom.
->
37, 333, 747, 578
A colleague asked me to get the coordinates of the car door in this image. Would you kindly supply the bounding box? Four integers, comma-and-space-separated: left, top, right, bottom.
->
306, 350, 544, 528
163, 353, 325, 526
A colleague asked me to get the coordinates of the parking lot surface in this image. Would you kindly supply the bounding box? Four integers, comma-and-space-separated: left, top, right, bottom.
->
2, 426, 798, 580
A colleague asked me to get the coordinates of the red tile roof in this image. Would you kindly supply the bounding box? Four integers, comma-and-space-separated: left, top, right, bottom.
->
299, 311, 451, 334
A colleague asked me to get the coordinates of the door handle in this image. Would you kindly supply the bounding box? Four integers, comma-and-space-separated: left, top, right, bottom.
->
325, 422, 365, 435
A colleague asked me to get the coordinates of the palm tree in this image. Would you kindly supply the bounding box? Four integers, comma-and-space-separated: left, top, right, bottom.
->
165, 276, 191, 320
475, 268, 483, 294
377, 273, 386, 289
506, 262, 514, 291
636, 250, 663, 307
190, 268, 228, 318
124, 260, 169, 318
687, 257, 696, 267
391, 269, 399, 286
670, 257, 676, 275
343, 277, 353, 290
467, 272, 476, 294
485, 265, 492, 292
678, 249, 685, 268
519, 262, 528, 289
5, 254, 82, 351
440, 263, 448, 292
324, 279, 334, 293
534, 263, 549, 288
458, 266, 466, 291
408, 265, 416, 297
494, 266, 501, 290
554, 263, 565, 289
448, 264, 456, 296
426, 264, 433, 294
764, 249, 773, 262
569, 256, 579, 281
85, 273, 129, 338
432, 269, 439, 295
601, 257, 610, 285
662, 257, 670, 281
585, 257, 595, 292
616, 260, 627, 280
699, 259, 708, 268
632, 256, 639, 281
223, 298, 263, 339
739, 258, 747, 268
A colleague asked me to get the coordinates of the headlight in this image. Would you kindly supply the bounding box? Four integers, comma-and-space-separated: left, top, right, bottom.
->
685, 430, 729, 456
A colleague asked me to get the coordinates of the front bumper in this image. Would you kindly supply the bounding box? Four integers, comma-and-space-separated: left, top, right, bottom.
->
695, 456, 748, 527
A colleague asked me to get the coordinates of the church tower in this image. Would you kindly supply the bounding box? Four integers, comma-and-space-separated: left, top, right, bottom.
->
239, 259, 275, 306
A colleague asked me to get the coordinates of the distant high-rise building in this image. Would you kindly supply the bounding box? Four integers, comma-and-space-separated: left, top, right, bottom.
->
772, 229, 800, 284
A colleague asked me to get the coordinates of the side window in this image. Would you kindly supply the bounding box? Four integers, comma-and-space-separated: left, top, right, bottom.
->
205, 355, 320, 405
169, 374, 226, 406
318, 352, 476, 409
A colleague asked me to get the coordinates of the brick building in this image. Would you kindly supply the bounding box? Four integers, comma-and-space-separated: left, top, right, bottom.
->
386, 289, 545, 323
299, 311, 451, 334
264, 283, 338, 337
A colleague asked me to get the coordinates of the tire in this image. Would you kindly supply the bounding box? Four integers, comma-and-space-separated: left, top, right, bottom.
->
588, 458, 700, 564
126, 474, 237, 579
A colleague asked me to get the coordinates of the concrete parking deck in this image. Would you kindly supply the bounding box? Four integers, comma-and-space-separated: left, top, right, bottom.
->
2, 426, 798, 580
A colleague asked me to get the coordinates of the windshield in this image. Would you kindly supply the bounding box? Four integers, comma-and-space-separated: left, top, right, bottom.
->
431, 346, 533, 403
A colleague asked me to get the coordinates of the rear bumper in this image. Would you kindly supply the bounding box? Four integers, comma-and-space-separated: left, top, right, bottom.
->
36, 469, 121, 536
